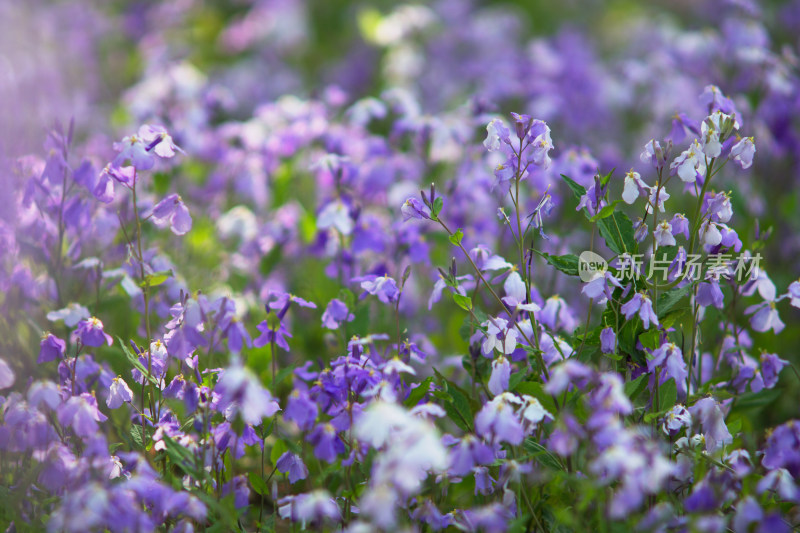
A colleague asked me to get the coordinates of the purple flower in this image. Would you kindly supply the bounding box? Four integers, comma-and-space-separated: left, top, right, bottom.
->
600, 327, 616, 354
662, 404, 692, 434
359, 274, 400, 304
75, 317, 113, 347
401, 197, 431, 221
745, 301, 785, 334
39, 334, 66, 363
321, 299, 354, 330
670, 140, 705, 183
487, 356, 510, 396
308, 423, 345, 463
448, 434, 494, 476
648, 342, 688, 397
762, 421, 800, 476
57, 393, 108, 439
215, 363, 280, 425
278, 490, 341, 525
253, 320, 292, 351
621, 292, 659, 329
654, 221, 676, 247
107, 377, 134, 409
689, 397, 732, 452
276, 452, 309, 484
222, 476, 250, 509
0, 357, 14, 389
151, 194, 192, 235
761, 353, 789, 388
284, 389, 318, 431
544, 360, 594, 395
475, 393, 524, 445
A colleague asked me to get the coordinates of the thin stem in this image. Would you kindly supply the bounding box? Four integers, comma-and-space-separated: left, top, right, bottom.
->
436, 217, 549, 381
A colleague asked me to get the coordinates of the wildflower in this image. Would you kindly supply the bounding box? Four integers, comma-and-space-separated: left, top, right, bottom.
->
401, 197, 431, 221
0, 358, 14, 389
475, 393, 524, 445
481, 317, 518, 356
488, 356, 510, 396
730, 136, 755, 169
600, 327, 616, 354
321, 299, 355, 329
39, 334, 66, 363
670, 139, 706, 183
276, 452, 309, 484
107, 377, 134, 409
622, 170, 649, 204
150, 194, 192, 235
215, 362, 280, 425
317, 200, 354, 235
75, 317, 113, 347
621, 292, 659, 329
359, 274, 400, 304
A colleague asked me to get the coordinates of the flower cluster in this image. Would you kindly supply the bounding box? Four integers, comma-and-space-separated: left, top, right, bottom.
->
1, 1, 800, 532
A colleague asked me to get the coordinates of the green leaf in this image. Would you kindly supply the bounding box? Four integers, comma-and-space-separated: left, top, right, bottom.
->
537, 251, 579, 276
727, 417, 743, 436
130, 425, 148, 450
639, 329, 661, 350
598, 168, 615, 187
596, 211, 636, 256
589, 200, 621, 222
141, 269, 173, 288
508, 371, 526, 391
624, 374, 649, 402
658, 378, 678, 412
117, 337, 159, 386
560, 174, 586, 199
732, 388, 781, 410
404, 377, 434, 407
163, 435, 201, 478
449, 228, 464, 246
432, 197, 444, 218
249, 472, 268, 496
337, 288, 356, 309
514, 381, 558, 414
522, 438, 565, 470
656, 285, 693, 318
270, 440, 288, 465
452, 293, 473, 311
433, 369, 474, 431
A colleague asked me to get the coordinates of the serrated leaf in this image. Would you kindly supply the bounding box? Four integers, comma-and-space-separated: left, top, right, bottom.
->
596, 211, 636, 256
560, 174, 586, 199
404, 377, 434, 407
625, 374, 649, 402
117, 337, 159, 386
589, 200, 621, 222
537, 251, 579, 276
656, 285, 693, 318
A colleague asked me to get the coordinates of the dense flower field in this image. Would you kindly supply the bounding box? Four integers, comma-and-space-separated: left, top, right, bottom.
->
2, 0, 800, 531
